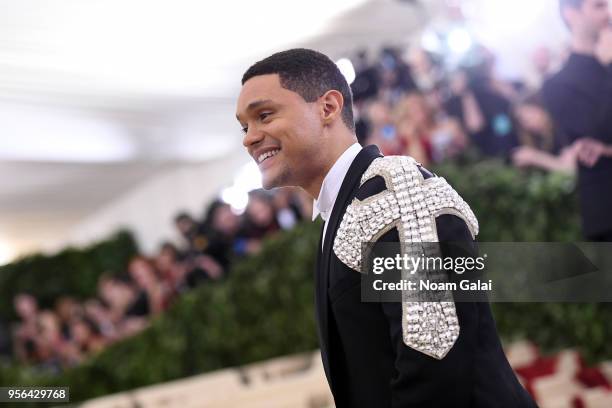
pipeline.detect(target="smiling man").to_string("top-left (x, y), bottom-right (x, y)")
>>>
top-left (236, 50), bottom-right (357, 199)
top-left (236, 48), bottom-right (536, 408)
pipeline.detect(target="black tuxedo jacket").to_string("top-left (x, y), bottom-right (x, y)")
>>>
top-left (314, 145), bottom-right (537, 407)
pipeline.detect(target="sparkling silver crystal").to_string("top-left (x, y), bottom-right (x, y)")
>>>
top-left (332, 155), bottom-right (479, 360)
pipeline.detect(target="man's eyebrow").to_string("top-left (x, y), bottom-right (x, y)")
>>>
top-left (236, 99), bottom-right (274, 122)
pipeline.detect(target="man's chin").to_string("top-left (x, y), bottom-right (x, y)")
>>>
top-left (261, 170), bottom-right (290, 190)
top-left (260, 173), bottom-right (279, 190)
top-left (261, 179), bottom-right (275, 190)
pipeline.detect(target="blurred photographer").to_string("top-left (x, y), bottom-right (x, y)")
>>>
top-left (543, 0), bottom-right (612, 241)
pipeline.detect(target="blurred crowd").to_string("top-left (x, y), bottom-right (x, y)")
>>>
top-left (351, 44), bottom-right (576, 173)
top-left (10, 188), bottom-right (311, 372)
top-left (349, 0), bottom-right (612, 242)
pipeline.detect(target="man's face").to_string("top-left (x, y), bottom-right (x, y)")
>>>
top-left (236, 74), bottom-right (324, 190)
top-left (176, 218), bottom-right (194, 237)
top-left (570, 0), bottom-right (610, 38)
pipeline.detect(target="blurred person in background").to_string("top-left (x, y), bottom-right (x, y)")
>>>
top-left (351, 49), bottom-right (380, 103)
top-left (445, 49), bottom-right (520, 158)
top-left (179, 201), bottom-right (233, 287)
top-left (512, 94), bottom-right (577, 173)
top-left (376, 47), bottom-right (417, 105)
top-left (272, 187), bottom-right (304, 230)
top-left (54, 296), bottom-right (82, 341)
top-left (294, 188), bottom-right (314, 219)
top-left (351, 49), bottom-right (378, 147)
top-left (173, 212), bottom-right (208, 256)
top-left (97, 274), bottom-right (134, 324)
top-left (155, 242), bottom-right (190, 297)
top-left (525, 46), bottom-right (556, 91)
top-left (34, 310), bottom-right (78, 370)
top-left (184, 254), bottom-right (225, 287)
top-left (69, 317), bottom-right (106, 361)
top-left (406, 46), bottom-right (444, 92)
top-left (83, 299), bottom-right (119, 342)
top-left (394, 91), bottom-right (466, 165)
top-left (201, 200), bottom-right (240, 271)
top-left (127, 256), bottom-right (168, 317)
top-left (236, 190), bottom-right (280, 256)
top-left (354, 113), bottom-right (371, 146)
top-left (543, 0), bottom-right (612, 241)
top-left (97, 274), bottom-right (149, 336)
top-left (12, 293), bottom-right (39, 364)
top-left (362, 100), bottom-right (403, 155)
top-left (244, 190), bottom-right (281, 238)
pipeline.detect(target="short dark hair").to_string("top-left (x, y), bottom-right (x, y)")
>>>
top-left (559, 0), bottom-right (584, 28)
top-left (174, 212), bottom-right (193, 224)
top-left (241, 48), bottom-right (355, 131)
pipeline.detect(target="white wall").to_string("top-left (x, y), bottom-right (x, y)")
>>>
top-left (48, 147), bottom-right (249, 255)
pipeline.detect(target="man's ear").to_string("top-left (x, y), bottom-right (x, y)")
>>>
top-left (319, 90), bottom-right (344, 126)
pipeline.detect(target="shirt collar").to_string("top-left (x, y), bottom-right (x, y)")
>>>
top-left (312, 143), bottom-right (362, 222)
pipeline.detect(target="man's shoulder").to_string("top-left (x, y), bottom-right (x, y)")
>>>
top-left (354, 156), bottom-right (435, 201)
top-left (543, 59), bottom-right (585, 95)
top-left (541, 66), bottom-right (578, 114)
top-left (542, 68), bottom-right (566, 92)
top-left (333, 155), bottom-right (479, 272)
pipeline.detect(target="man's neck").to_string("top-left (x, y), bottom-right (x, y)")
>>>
top-left (303, 137), bottom-right (357, 199)
top-left (571, 34), bottom-right (597, 56)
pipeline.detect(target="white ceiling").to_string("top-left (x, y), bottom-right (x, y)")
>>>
top-left (0, 0), bottom-right (430, 262)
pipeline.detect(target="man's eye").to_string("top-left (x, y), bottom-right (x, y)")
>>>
top-left (259, 112), bottom-right (272, 121)
top-left (241, 126), bottom-right (248, 134)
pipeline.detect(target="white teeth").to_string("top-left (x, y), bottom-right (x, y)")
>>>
top-left (257, 149), bottom-right (280, 163)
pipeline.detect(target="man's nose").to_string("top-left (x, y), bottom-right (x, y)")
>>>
top-left (242, 126), bottom-right (264, 148)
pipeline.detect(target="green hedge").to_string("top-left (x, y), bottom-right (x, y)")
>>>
top-left (0, 230), bottom-right (139, 320)
top-left (0, 222), bottom-right (321, 405)
top-left (2, 159), bottom-right (610, 407)
top-left (435, 157), bottom-right (582, 241)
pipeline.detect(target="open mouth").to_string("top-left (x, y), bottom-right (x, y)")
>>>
top-left (257, 149), bottom-right (280, 165)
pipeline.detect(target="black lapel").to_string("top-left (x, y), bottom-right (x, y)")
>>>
top-left (315, 144), bottom-right (383, 389)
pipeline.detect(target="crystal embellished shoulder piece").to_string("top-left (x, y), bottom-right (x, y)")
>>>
top-left (332, 155), bottom-right (479, 359)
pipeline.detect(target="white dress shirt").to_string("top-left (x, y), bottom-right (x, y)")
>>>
top-left (312, 143), bottom-right (362, 250)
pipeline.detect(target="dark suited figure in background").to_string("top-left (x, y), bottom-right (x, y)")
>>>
top-left (543, 0), bottom-right (612, 241)
top-left (236, 48), bottom-right (536, 407)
